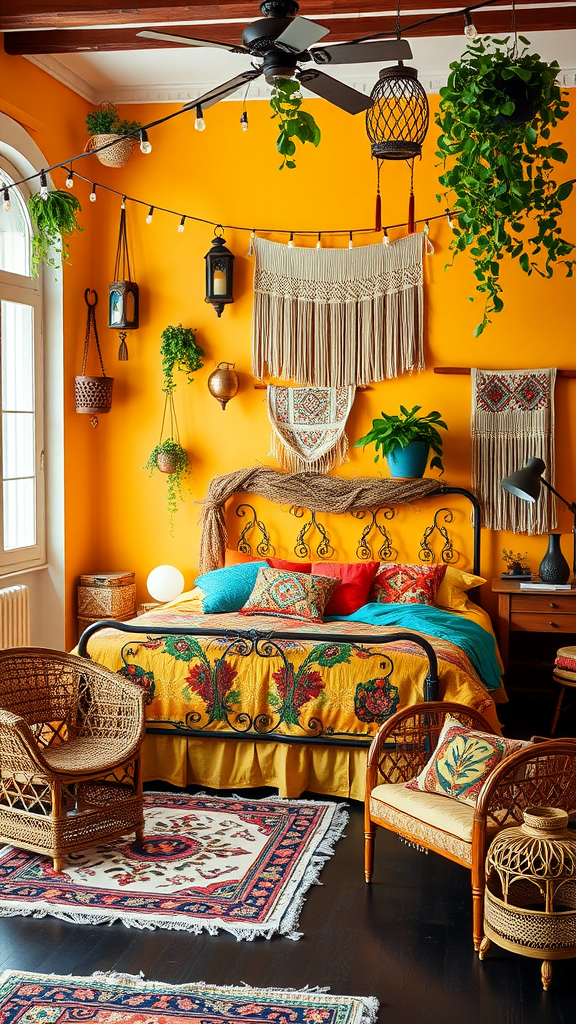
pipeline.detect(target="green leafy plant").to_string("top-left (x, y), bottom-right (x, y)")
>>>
top-left (160, 324), bottom-right (204, 393)
top-left (86, 101), bottom-right (142, 137)
top-left (436, 36), bottom-right (574, 336)
top-left (501, 548), bottom-right (530, 575)
top-left (144, 438), bottom-right (189, 528)
top-left (355, 405), bottom-right (448, 474)
top-left (28, 189), bottom-right (82, 276)
top-left (270, 78), bottom-right (321, 170)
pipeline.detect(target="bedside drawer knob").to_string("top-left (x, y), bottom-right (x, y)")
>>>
top-left (550, 621), bottom-right (558, 627)
top-left (549, 602), bottom-right (558, 608)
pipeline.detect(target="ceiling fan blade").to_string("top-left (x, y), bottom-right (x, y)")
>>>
top-left (297, 69), bottom-right (372, 115)
top-left (137, 29), bottom-right (248, 53)
top-left (311, 38), bottom-right (413, 65)
top-left (275, 16), bottom-right (329, 54)
top-left (182, 69), bottom-right (263, 112)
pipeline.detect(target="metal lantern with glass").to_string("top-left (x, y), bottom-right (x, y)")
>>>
top-left (205, 229), bottom-right (235, 317)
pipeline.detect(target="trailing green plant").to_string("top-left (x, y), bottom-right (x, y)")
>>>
top-left (144, 438), bottom-right (189, 528)
top-left (86, 101), bottom-right (142, 137)
top-left (28, 189), bottom-right (82, 276)
top-left (270, 78), bottom-right (321, 170)
top-left (436, 36), bottom-right (574, 337)
top-left (160, 324), bottom-right (204, 393)
top-left (355, 405), bottom-right (448, 474)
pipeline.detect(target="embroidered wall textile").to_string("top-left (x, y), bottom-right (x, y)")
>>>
top-left (252, 234), bottom-right (425, 387)
top-left (471, 367), bottom-right (557, 534)
top-left (267, 384), bottom-right (355, 474)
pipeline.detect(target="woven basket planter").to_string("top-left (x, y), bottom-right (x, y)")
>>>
top-left (157, 450), bottom-right (179, 474)
top-left (75, 375), bottom-right (114, 415)
top-left (86, 134), bottom-right (137, 168)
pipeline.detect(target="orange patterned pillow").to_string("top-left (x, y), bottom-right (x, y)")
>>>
top-left (240, 567), bottom-right (341, 623)
top-left (371, 563), bottom-right (446, 605)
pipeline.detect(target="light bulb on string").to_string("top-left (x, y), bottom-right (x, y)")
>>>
top-left (139, 129), bottom-right (152, 154)
top-left (65, 168), bottom-right (74, 188)
top-left (240, 110), bottom-right (248, 132)
top-left (463, 11), bottom-right (478, 40)
top-left (316, 232), bottom-right (322, 249)
top-left (348, 231), bottom-right (353, 250)
top-left (382, 228), bottom-right (390, 245)
top-left (287, 232), bottom-right (294, 248)
top-left (3, 188), bottom-right (10, 212)
top-left (39, 171), bottom-right (48, 200)
top-left (146, 206), bottom-right (154, 224)
top-left (178, 216), bottom-right (186, 233)
top-left (446, 209), bottom-right (455, 230)
top-left (90, 184), bottom-right (97, 202)
top-left (121, 196), bottom-right (126, 211)
top-left (247, 230), bottom-right (256, 256)
top-left (194, 104), bottom-right (205, 131)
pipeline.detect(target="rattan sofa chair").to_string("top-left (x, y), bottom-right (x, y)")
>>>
top-left (0, 647), bottom-right (146, 871)
top-left (364, 701), bottom-right (576, 950)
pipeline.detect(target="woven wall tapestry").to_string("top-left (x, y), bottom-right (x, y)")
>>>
top-left (252, 234), bottom-right (425, 387)
top-left (471, 367), bottom-right (557, 534)
top-left (267, 384), bottom-right (355, 474)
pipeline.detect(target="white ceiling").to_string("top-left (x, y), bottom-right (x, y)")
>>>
top-left (26, 30), bottom-right (576, 106)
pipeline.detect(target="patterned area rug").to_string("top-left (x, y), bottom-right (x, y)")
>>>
top-left (0, 971), bottom-right (379, 1024)
top-left (0, 792), bottom-right (347, 939)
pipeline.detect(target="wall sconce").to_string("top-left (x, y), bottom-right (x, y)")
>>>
top-left (205, 227), bottom-right (235, 317)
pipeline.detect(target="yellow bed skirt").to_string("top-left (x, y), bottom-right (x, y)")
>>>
top-left (142, 733), bottom-right (369, 802)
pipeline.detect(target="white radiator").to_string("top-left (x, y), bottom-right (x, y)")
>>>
top-left (0, 585), bottom-right (30, 648)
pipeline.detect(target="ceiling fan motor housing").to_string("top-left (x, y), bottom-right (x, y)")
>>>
top-left (260, 1), bottom-right (299, 17)
top-left (366, 64), bottom-right (430, 160)
top-left (242, 18), bottom-right (297, 55)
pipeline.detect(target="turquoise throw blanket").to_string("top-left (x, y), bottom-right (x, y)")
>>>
top-left (326, 603), bottom-right (502, 691)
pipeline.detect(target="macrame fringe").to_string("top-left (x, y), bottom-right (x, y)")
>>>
top-left (269, 430), bottom-right (349, 475)
top-left (252, 234), bottom-right (425, 387)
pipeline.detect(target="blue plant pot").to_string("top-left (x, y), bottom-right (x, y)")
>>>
top-left (386, 441), bottom-right (429, 479)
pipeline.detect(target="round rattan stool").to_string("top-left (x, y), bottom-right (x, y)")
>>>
top-left (551, 645), bottom-right (576, 735)
top-left (480, 806), bottom-right (576, 990)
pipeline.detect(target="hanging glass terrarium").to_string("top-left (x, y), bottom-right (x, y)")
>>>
top-left (109, 200), bottom-right (139, 358)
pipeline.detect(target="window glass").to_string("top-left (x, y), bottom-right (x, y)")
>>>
top-left (0, 169), bottom-right (30, 277)
top-left (1, 300), bottom-right (36, 550)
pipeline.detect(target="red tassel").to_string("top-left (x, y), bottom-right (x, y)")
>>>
top-left (408, 191), bottom-right (415, 234)
top-left (375, 191), bottom-right (382, 233)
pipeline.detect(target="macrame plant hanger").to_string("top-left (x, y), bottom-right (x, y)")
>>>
top-left (74, 289), bottom-right (114, 427)
top-left (109, 199), bottom-right (139, 361)
top-left (158, 390), bottom-right (181, 463)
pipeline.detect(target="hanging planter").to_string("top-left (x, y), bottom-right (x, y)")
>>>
top-left (144, 392), bottom-right (189, 529)
top-left (28, 188), bottom-right (82, 277)
top-left (436, 36), bottom-right (574, 336)
top-left (160, 323), bottom-right (204, 391)
top-left (109, 200), bottom-right (139, 360)
top-left (75, 290), bottom-right (114, 422)
top-left (85, 102), bottom-right (141, 168)
top-left (270, 78), bottom-right (321, 170)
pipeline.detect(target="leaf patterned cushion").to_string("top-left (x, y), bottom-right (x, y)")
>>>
top-left (240, 567), bottom-right (341, 623)
top-left (371, 563), bottom-right (447, 605)
top-left (408, 716), bottom-right (529, 806)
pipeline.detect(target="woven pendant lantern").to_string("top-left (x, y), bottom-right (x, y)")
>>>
top-left (366, 62), bottom-right (429, 161)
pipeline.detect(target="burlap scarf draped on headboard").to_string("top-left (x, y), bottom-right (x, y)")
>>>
top-left (198, 468), bottom-right (445, 574)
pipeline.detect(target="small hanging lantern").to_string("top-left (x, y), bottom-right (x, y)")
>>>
top-left (109, 199), bottom-right (139, 358)
top-left (204, 226), bottom-right (234, 317)
top-left (366, 63), bottom-right (429, 161)
top-left (207, 362), bottom-right (239, 410)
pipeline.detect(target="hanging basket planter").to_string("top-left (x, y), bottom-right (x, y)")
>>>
top-left (156, 448), bottom-right (181, 475)
top-left (85, 134), bottom-right (137, 168)
top-left (144, 391), bottom-right (189, 529)
top-left (75, 290), bottom-right (114, 418)
top-left (85, 102), bottom-right (142, 168)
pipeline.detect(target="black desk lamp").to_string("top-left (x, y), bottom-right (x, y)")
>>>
top-left (501, 457), bottom-right (576, 579)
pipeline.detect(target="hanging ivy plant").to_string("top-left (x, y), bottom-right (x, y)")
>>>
top-left (28, 189), bottom-right (82, 276)
top-left (436, 36), bottom-right (574, 336)
top-left (160, 323), bottom-right (204, 393)
top-left (144, 438), bottom-right (189, 529)
top-left (270, 78), bottom-right (321, 170)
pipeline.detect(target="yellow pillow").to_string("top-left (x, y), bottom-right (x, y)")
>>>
top-left (436, 566), bottom-right (486, 611)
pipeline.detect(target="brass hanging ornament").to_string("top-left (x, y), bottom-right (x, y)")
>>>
top-left (207, 362), bottom-right (239, 410)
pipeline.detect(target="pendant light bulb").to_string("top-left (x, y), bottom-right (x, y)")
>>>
top-left (65, 169), bottom-right (74, 188)
top-left (90, 184), bottom-right (97, 202)
top-left (240, 110), bottom-right (249, 132)
top-left (139, 129), bottom-right (152, 154)
top-left (39, 171), bottom-right (48, 200)
top-left (287, 232), bottom-right (294, 248)
top-left (194, 104), bottom-right (206, 131)
top-left (447, 210), bottom-right (455, 230)
top-left (348, 231), bottom-right (353, 250)
top-left (178, 216), bottom-right (185, 233)
top-left (316, 233), bottom-right (322, 249)
top-left (3, 188), bottom-right (10, 213)
top-left (146, 206), bottom-right (154, 224)
top-left (382, 229), bottom-right (390, 245)
top-left (463, 11), bottom-right (478, 40)
top-left (121, 196), bottom-right (126, 211)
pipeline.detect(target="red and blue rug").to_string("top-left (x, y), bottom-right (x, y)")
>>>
top-left (0, 792), bottom-right (348, 939)
top-left (0, 971), bottom-right (378, 1024)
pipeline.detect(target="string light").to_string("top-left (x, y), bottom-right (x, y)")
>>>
top-left (247, 229), bottom-right (256, 256)
top-left (178, 215), bottom-right (186, 233)
top-left (65, 168), bottom-right (74, 188)
top-left (287, 232), bottom-right (294, 248)
top-left (121, 195), bottom-right (127, 210)
top-left (3, 188), bottom-right (10, 212)
top-left (240, 111), bottom-right (249, 132)
top-left (89, 183), bottom-right (97, 202)
top-left (463, 10), bottom-right (478, 39)
top-left (146, 206), bottom-right (154, 224)
top-left (39, 171), bottom-right (48, 199)
top-left (194, 105), bottom-right (205, 132)
top-left (424, 219), bottom-right (435, 254)
top-left (348, 231), bottom-right (354, 250)
top-left (382, 228), bottom-right (390, 245)
top-left (139, 129), bottom-right (152, 154)
top-left (316, 232), bottom-right (322, 249)
top-left (446, 209), bottom-right (455, 230)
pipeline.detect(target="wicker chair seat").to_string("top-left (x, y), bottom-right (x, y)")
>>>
top-left (41, 736), bottom-right (133, 775)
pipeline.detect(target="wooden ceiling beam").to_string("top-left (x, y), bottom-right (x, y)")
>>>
top-left (5, 8), bottom-right (576, 54)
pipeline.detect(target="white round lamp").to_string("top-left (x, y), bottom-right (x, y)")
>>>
top-left (147, 565), bottom-right (185, 603)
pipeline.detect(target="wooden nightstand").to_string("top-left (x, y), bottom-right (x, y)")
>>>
top-left (492, 578), bottom-right (576, 673)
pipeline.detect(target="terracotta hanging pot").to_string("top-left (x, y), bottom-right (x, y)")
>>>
top-left (157, 450), bottom-right (180, 474)
top-left (207, 362), bottom-right (239, 410)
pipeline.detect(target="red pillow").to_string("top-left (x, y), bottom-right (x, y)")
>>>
top-left (371, 563), bottom-right (446, 605)
top-left (225, 550), bottom-right (261, 567)
top-left (312, 561), bottom-right (380, 616)
top-left (267, 557), bottom-right (312, 574)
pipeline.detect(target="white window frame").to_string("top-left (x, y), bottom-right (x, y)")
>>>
top-left (0, 156), bottom-right (45, 572)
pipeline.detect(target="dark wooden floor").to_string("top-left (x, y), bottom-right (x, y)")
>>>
top-left (0, 783), bottom-right (574, 1024)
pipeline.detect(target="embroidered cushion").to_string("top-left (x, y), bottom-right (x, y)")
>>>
top-left (312, 561), bottom-right (380, 616)
top-left (241, 567), bottom-right (340, 623)
top-left (436, 567), bottom-right (487, 612)
top-left (266, 557), bottom-right (312, 574)
top-left (371, 563), bottom-right (447, 605)
top-left (408, 716), bottom-right (529, 806)
top-left (195, 562), bottom-right (268, 613)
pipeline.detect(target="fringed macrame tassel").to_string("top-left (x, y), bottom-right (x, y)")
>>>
top-left (247, 230), bottom-right (256, 256)
top-left (375, 160), bottom-right (382, 232)
top-left (424, 220), bottom-right (435, 255)
top-left (269, 430), bottom-right (349, 475)
top-left (118, 331), bottom-right (129, 361)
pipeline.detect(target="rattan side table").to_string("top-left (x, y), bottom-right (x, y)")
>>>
top-left (480, 806), bottom-right (576, 990)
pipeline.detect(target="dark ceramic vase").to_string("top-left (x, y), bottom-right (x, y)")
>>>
top-left (539, 533), bottom-right (570, 584)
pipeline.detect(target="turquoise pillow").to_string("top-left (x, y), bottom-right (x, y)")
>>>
top-left (195, 562), bottom-right (269, 614)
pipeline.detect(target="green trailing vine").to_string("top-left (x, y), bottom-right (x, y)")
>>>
top-left (86, 101), bottom-right (142, 137)
top-left (28, 190), bottom-right (83, 277)
top-left (270, 78), bottom-right (321, 170)
top-left (144, 438), bottom-right (189, 530)
top-left (160, 324), bottom-right (204, 393)
top-left (436, 36), bottom-right (574, 336)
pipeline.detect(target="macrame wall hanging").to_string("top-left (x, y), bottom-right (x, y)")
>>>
top-left (471, 367), bottom-right (557, 534)
top-left (252, 234), bottom-right (425, 388)
top-left (267, 384), bottom-right (356, 474)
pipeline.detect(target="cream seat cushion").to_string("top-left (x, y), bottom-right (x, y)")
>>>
top-left (370, 782), bottom-right (476, 864)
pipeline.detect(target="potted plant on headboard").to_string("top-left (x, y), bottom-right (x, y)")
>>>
top-left (355, 405), bottom-right (447, 478)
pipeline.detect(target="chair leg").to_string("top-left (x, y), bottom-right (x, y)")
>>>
top-left (472, 884), bottom-right (484, 951)
top-left (364, 821), bottom-right (376, 883)
top-left (478, 936), bottom-right (490, 960)
top-left (53, 856), bottom-right (63, 873)
top-left (550, 683), bottom-right (565, 736)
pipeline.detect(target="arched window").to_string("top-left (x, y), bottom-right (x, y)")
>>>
top-left (0, 158), bottom-right (45, 571)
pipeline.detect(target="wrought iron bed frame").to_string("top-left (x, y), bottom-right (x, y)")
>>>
top-left (78, 486), bottom-right (481, 750)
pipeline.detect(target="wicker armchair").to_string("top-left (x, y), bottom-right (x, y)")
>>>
top-left (0, 648), bottom-right (145, 871)
top-left (364, 701), bottom-right (576, 950)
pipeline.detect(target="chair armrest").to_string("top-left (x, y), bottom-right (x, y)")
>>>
top-left (77, 669), bottom-right (146, 750)
top-left (0, 709), bottom-right (58, 777)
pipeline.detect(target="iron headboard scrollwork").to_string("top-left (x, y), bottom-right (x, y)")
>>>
top-left (290, 507), bottom-right (335, 560)
top-left (236, 503), bottom-right (275, 559)
top-left (351, 507), bottom-right (397, 562)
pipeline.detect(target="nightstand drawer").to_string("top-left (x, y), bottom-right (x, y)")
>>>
top-left (511, 594), bottom-right (576, 613)
top-left (510, 611), bottom-right (576, 632)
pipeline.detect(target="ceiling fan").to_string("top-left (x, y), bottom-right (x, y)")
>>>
top-left (138, 0), bottom-right (413, 117)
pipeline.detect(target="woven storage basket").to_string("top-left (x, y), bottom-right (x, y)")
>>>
top-left (75, 375), bottom-right (114, 414)
top-left (86, 133), bottom-right (137, 168)
top-left (78, 572), bottom-right (136, 618)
